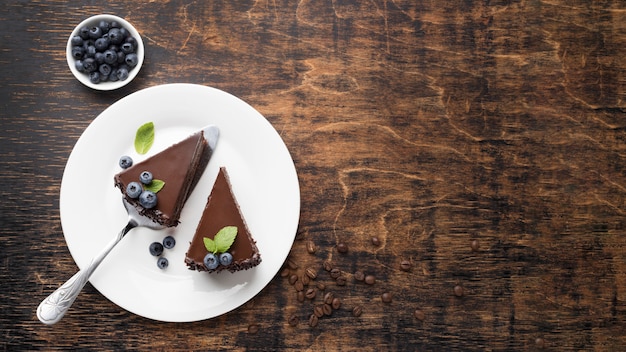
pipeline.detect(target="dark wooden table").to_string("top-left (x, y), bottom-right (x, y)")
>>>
top-left (2, 1), bottom-right (625, 350)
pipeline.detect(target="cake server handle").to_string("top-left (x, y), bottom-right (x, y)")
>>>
top-left (36, 220), bottom-right (137, 325)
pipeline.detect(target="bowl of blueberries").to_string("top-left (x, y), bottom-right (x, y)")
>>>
top-left (66, 14), bottom-right (144, 90)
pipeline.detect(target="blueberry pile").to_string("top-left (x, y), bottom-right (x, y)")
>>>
top-left (149, 236), bottom-right (176, 269)
top-left (119, 156), bottom-right (157, 209)
top-left (70, 20), bottom-right (140, 84)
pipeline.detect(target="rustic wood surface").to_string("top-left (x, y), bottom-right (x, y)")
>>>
top-left (1, 0), bottom-right (625, 350)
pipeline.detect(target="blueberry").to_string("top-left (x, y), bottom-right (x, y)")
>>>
top-left (99, 63), bottom-right (112, 76)
top-left (88, 71), bottom-right (100, 84)
top-left (219, 252), bottom-right (233, 266)
top-left (78, 26), bottom-right (90, 40)
top-left (121, 42), bottom-right (134, 54)
top-left (88, 26), bottom-right (102, 39)
top-left (103, 49), bottom-right (117, 65)
top-left (71, 46), bottom-right (84, 60)
top-left (98, 20), bottom-right (110, 33)
top-left (203, 253), bottom-right (219, 270)
top-left (75, 60), bottom-right (85, 72)
top-left (71, 35), bottom-right (83, 46)
top-left (125, 53), bottom-right (138, 67)
top-left (139, 190), bottom-right (157, 209)
top-left (149, 241), bottom-right (164, 256)
top-left (119, 155), bottom-right (133, 168)
top-left (94, 37), bottom-right (110, 51)
top-left (94, 52), bottom-right (105, 64)
top-left (157, 257), bottom-right (169, 269)
top-left (116, 51), bottom-right (126, 64)
top-left (125, 36), bottom-right (137, 46)
top-left (126, 181), bottom-right (142, 198)
top-left (82, 57), bottom-right (97, 72)
top-left (116, 66), bottom-right (129, 81)
top-left (139, 171), bottom-right (153, 184)
top-left (163, 236), bottom-right (176, 249)
top-left (108, 27), bottom-right (123, 44)
top-left (85, 45), bottom-right (96, 58)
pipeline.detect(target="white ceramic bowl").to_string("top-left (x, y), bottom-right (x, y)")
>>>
top-left (66, 14), bottom-right (144, 90)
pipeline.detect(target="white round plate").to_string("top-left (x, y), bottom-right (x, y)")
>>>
top-left (60, 83), bottom-right (300, 322)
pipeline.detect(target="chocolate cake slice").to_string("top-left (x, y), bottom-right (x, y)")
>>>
top-left (114, 126), bottom-right (218, 227)
top-left (185, 167), bottom-right (261, 273)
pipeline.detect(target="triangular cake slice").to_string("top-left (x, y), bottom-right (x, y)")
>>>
top-left (114, 127), bottom-right (217, 227)
top-left (185, 167), bottom-right (261, 273)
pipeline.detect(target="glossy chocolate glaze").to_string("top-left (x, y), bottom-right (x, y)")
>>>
top-left (114, 131), bottom-right (209, 227)
top-left (185, 167), bottom-right (261, 273)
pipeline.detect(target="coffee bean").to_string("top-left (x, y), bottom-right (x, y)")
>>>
top-left (288, 314), bottom-right (299, 327)
top-left (354, 270), bottom-right (365, 281)
top-left (336, 276), bottom-right (347, 286)
top-left (454, 285), bottom-right (464, 297)
top-left (280, 268), bottom-right (290, 277)
top-left (305, 288), bottom-right (316, 300)
top-left (309, 314), bottom-right (319, 327)
top-left (306, 240), bottom-right (317, 254)
top-left (297, 290), bottom-right (305, 302)
top-left (305, 267), bottom-right (318, 280)
top-left (535, 337), bottom-right (546, 348)
top-left (313, 305), bottom-right (324, 318)
top-left (330, 268), bottom-right (341, 279)
top-left (247, 324), bottom-right (259, 334)
top-left (400, 259), bottom-right (412, 272)
top-left (413, 309), bottom-right (425, 320)
top-left (381, 292), bottom-right (393, 303)
top-left (471, 239), bottom-right (480, 252)
top-left (301, 273), bottom-right (310, 285)
top-left (364, 275), bottom-right (376, 285)
top-left (295, 279), bottom-right (304, 292)
top-left (371, 236), bottom-right (380, 246)
top-left (336, 242), bottom-right (348, 253)
top-left (332, 297), bottom-right (341, 310)
top-left (323, 303), bottom-right (332, 316)
top-left (287, 258), bottom-right (299, 270)
top-left (288, 274), bottom-right (298, 285)
top-left (323, 260), bottom-right (333, 272)
top-left (323, 292), bottom-right (334, 305)
top-left (352, 306), bottom-right (363, 317)
top-left (316, 282), bottom-right (326, 291)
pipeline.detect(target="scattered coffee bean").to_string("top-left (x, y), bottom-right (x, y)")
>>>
top-left (352, 306), bottom-right (363, 317)
top-left (364, 275), bottom-right (376, 285)
top-left (301, 273), bottom-right (310, 285)
top-left (332, 297), bottom-right (341, 310)
top-left (354, 270), bottom-right (365, 281)
top-left (247, 324), bottom-right (259, 334)
top-left (306, 240), bottom-right (317, 254)
top-left (371, 236), bottom-right (380, 246)
top-left (454, 285), bottom-right (464, 297)
top-left (323, 260), bottom-right (333, 272)
top-left (316, 282), bottom-right (326, 291)
top-left (280, 268), bottom-right (290, 277)
top-left (535, 337), bottom-right (546, 348)
top-left (288, 314), bottom-right (299, 327)
top-left (381, 292), bottom-right (393, 303)
top-left (413, 309), bottom-right (425, 320)
top-left (336, 276), bottom-right (347, 286)
top-left (330, 268), bottom-right (341, 279)
top-left (323, 292), bottom-right (335, 305)
top-left (323, 303), bottom-right (332, 316)
top-left (313, 305), bottom-right (324, 318)
top-left (297, 290), bottom-right (305, 302)
top-left (471, 239), bottom-right (480, 252)
top-left (305, 267), bottom-right (318, 280)
top-left (287, 258), bottom-right (299, 270)
top-left (288, 274), bottom-right (298, 285)
top-left (295, 279), bottom-right (304, 292)
top-left (336, 242), bottom-right (349, 253)
top-left (400, 259), bottom-right (412, 272)
top-left (305, 288), bottom-right (317, 300)
top-left (309, 314), bottom-right (319, 327)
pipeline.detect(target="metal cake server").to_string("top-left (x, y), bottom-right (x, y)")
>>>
top-left (37, 125), bottom-right (219, 325)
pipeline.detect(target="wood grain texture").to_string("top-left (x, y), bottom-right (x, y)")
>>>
top-left (1, 0), bottom-right (625, 350)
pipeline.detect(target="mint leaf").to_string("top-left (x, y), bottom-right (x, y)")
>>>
top-left (134, 122), bottom-right (154, 154)
top-left (203, 237), bottom-right (217, 254)
top-left (214, 226), bottom-right (238, 253)
top-left (144, 179), bottom-right (165, 193)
